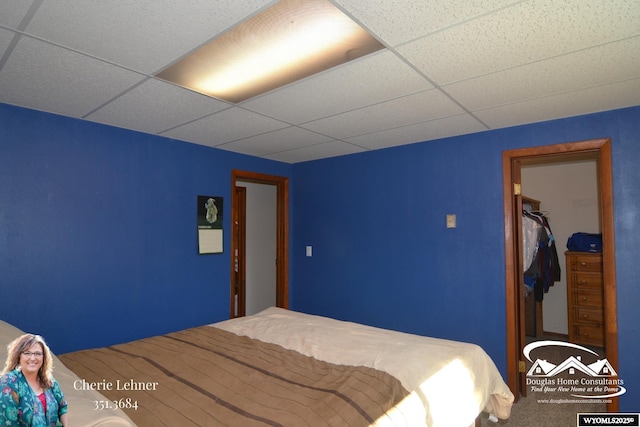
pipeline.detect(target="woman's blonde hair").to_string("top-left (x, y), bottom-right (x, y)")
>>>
top-left (2, 334), bottom-right (54, 389)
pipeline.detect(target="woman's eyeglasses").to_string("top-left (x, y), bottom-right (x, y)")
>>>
top-left (22, 351), bottom-right (44, 358)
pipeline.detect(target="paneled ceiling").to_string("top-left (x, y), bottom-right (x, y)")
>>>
top-left (1, 1), bottom-right (638, 163)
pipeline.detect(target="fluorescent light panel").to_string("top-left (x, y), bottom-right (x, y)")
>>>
top-left (156, 0), bottom-right (384, 103)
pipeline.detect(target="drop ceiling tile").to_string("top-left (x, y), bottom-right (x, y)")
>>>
top-left (262, 140), bottom-right (366, 164)
top-left (0, 28), bottom-right (15, 56)
top-left (162, 107), bottom-right (289, 148)
top-left (24, 0), bottom-right (272, 74)
top-left (86, 79), bottom-right (229, 134)
top-left (241, 50), bottom-right (432, 124)
top-left (301, 88), bottom-right (465, 139)
top-left (445, 37), bottom-right (640, 111)
top-left (218, 126), bottom-right (332, 157)
top-left (398, 0), bottom-right (640, 85)
top-left (0, 1), bottom-right (33, 29)
top-left (345, 113), bottom-right (487, 150)
top-left (475, 78), bottom-right (640, 130)
top-left (0, 37), bottom-right (145, 118)
top-left (334, 0), bottom-right (520, 47)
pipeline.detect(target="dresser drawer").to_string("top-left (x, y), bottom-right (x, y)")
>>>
top-left (574, 324), bottom-right (604, 347)
top-left (574, 306), bottom-right (604, 325)
top-left (568, 253), bottom-right (603, 272)
top-left (572, 272), bottom-right (603, 289)
top-left (573, 289), bottom-right (603, 307)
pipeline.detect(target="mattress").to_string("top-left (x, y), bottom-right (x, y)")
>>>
top-left (215, 307), bottom-right (514, 426)
top-left (3, 307), bottom-right (513, 426)
top-left (60, 307), bottom-right (512, 426)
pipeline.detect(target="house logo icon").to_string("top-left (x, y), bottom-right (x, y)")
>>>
top-left (527, 354), bottom-right (617, 377)
top-left (523, 340), bottom-right (626, 399)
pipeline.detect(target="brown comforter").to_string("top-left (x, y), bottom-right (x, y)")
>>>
top-left (59, 325), bottom-right (409, 426)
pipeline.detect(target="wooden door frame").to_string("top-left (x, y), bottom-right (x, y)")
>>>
top-left (502, 138), bottom-right (618, 411)
top-left (230, 170), bottom-right (289, 318)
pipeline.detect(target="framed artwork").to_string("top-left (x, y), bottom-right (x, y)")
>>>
top-left (197, 195), bottom-right (223, 254)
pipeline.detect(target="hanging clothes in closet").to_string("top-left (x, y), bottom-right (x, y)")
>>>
top-left (522, 210), bottom-right (561, 301)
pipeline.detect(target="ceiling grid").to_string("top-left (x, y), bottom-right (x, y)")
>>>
top-left (0, 0), bottom-right (637, 163)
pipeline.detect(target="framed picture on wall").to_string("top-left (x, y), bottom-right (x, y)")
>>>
top-left (197, 195), bottom-right (223, 254)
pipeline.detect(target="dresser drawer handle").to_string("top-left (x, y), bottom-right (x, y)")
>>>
top-left (580, 262), bottom-right (587, 266)
top-left (582, 296), bottom-right (589, 301)
top-left (582, 314), bottom-right (589, 318)
top-left (580, 280), bottom-right (588, 284)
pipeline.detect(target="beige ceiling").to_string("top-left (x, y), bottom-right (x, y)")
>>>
top-left (1, 1), bottom-right (638, 164)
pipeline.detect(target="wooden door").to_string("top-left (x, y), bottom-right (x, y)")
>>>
top-left (232, 186), bottom-right (246, 318)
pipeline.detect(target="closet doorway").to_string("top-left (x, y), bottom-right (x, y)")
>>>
top-left (521, 157), bottom-right (599, 341)
top-left (230, 170), bottom-right (289, 318)
top-left (502, 138), bottom-right (618, 411)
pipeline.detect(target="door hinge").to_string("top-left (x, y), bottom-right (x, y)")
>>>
top-left (519, 360), bottom-right (526, 373)
top-left (514, 183), bottom-right (522, 196)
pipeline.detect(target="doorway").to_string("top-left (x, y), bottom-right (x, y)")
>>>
top-left (230, 170), bottom-right (289, 318)
top-left (502, 138), bottom-right (618, 411)
top-left (521, 157), bottom-right (599, 341)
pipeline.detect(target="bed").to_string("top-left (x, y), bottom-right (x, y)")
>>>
top-left (4, 307), bottom-right (513, 426)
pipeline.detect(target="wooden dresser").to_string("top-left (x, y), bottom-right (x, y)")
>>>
top-left (566, 251), bottom-right (604, 347)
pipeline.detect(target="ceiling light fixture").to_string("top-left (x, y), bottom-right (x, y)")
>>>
top-left (156, 0), bottom-right (384, 103)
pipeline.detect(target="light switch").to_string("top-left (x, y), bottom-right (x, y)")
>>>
top-left (306, 246), bottom-right (313, 257)
top-left (446, 214), bottom-right (456, 228)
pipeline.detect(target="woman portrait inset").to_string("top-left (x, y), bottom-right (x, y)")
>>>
top-left (0, 334), bottom-right (68, 426)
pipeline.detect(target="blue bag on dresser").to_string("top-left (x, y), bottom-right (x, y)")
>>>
top-left (566, 232), bottom-right (602, 252)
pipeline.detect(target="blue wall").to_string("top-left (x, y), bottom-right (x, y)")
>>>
top-left (0, 103), bottom-right (292, 353)
top-left (2, 102), bottom-right (639, 411)
top-left (292, 106), bottom-right (640, 411)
